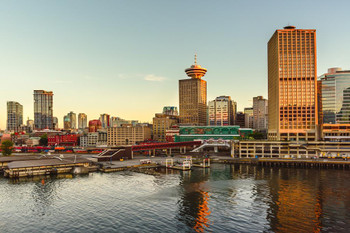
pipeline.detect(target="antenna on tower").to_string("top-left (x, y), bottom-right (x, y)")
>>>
top-left (194, 53), bottom-right (197, 65)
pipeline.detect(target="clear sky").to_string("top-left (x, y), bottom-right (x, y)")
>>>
top-left (1, 0), bottom-right (350, 129)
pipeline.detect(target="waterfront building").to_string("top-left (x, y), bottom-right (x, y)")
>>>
top-left (179, 55), bottom-right (207, 126)
top-left (163, 106), bottom-right (179, 116)
top-left (318, 68), bottom-right (350, 140)
top-left (208, 96), bottom-right (236, 126)
top-left (48, 134), bottom-right (80, 147)
top-left (153, 112), bottom-right (179, 142)
top-left (89, 120), bottom-right (102, 132)
top-left (174, 126), bottom-right (253, 142)
top-left (268, 26), bottom-right (317, 141)
top-left (236, 112), bottom-right (246, 128)
top-left (82, 132), bottom-right (106, 147)
top-left (244, 107), bottom-right (254, 129)
top-left (34, 90), bottom-right (54, 130)
top-left (7, 101), bottom-right (23, 132)
top-left (253, 96), bottom-right (268, 131)
top-left (78, 113), bottom-right (88, 129)
top-left (165, 126), bottom-right (180, 142)
top-left (100, 114), bottom-right (110, 129)
top-left (107, 125), bottom-right (152, 146)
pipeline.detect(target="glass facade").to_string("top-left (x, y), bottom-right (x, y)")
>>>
top-left (34, 90), bottom-right (53, 130)
top-left (319, 70), bottom-right (350, 124)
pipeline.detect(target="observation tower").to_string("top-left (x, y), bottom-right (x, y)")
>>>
top-left (185, 54), bottom-right (207, 79)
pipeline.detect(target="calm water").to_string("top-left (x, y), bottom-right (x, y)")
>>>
top-left (1, 164), bottom-right (350, 233)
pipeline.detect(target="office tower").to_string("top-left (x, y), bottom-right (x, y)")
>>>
top-left (34, 90), bottom-right (53, 130)
top-left (268, 26), bottom-right (317, 141)
top-left (163, 106), bottom-right (179, 116)
top-left (99, 114), bottom-right (110, 129)
top-left (179, 55), bottom-right (207, 126)
top-left (253, 96), bottom-right (268, 131)
top-left (208, 96), bottom-right (236, 126)
top-left (7, 101), bottom-right (23, 132)
top-left (153, 110), bottom-right (179, 142)
top-left (318, 68), bottom-right (350, 140)
top-left (244, 107), bottom-right (254, 128)
top-left (53, 117), bottom-right (58, 130)
top-left (63, 111), bottom-right (76, 130)
top-left (78, 113), bottom-right (88, 129)
top-left (236, 112), bottom-right (246, 128)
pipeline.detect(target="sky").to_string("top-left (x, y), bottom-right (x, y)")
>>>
top-left (1, 0), bottom-right (350, 129)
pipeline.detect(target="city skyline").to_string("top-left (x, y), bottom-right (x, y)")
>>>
top-left (1, 1), bottom-right (350, 129)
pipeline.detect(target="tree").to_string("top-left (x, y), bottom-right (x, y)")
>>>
top-left (249, 131), bottom-right (266, 140)
top-left (1, 140), bottom-right (14, 156)
top-left (39, 134), bottom-right (48, 146)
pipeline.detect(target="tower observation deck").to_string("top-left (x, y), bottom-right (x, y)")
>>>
top-left (185, 54), bottom-right (207, 79)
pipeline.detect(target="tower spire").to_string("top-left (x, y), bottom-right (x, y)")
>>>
top-left (194, 53), bottom-right (197, 65)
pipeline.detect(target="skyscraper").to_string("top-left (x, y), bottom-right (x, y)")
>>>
top-left (34, 90), bottom-right (53, 130)
top-left (99, 114), bottom-right (110, 129)
top-left (63, 111), bottom-right (76, 130)
top-left (244, 107), bottom-right (254, 129)
top-left (208, 96), bottom-right (236, 126)
top-left (318, 68), bottom-right (350, 141)
top-left (253, 96), bottom-right (268, 131)
top-left (78, 113), bottom-right (88, 129)
top-left (268, 26), bottom-right (317, 141)
top-left (179, 55), bottom-right (207, 126)
top-left (7, 101), bottom-right (23, 132)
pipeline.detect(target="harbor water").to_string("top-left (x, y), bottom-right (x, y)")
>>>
top-left (0, 164), bottom-right (350, 232)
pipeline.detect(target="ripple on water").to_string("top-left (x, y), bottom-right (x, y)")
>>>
top-left (0, 165), bottom-right (350, 233)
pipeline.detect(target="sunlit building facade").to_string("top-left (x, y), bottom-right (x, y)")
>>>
top-left (268, 26), bottom-right (318, 141)
top-left (153, 113), bottom-right (179, 142)
top-left (78, 113), bottom-right (88, 129)
top-left (319, 68), bottom-right (350, 141)
top-left (208, 96), bottom-right (236, 126)
top-left (34, 90), bottom-right (54, 130)
top-left (179, 56), bottom-right (207, 126)
top-left (253, 96), bottom-right (268, 131)
top-left (63, 111), bottom-right (76, 130)
top-left (7, 101), bottom-right (23, 132)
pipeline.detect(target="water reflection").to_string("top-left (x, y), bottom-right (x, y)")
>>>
top-left (177, 169), bottom-right (211, 232)
top-left (0, 164), bottom-right (349, 232)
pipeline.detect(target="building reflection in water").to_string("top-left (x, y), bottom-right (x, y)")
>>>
top-left (176, 169), bottom-right (211, 232)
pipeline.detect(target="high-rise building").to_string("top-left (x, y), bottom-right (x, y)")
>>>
top-left (318, 68), bottom-right (350, 141)
top-left (63, 111), bottom-right (76, 130)
top-left (53, 117), bottom-right (58, 130)
top-left (7, 101), bottom-right (23, 132)
top-left (179, 55), bottom-right (207, 126)
top-left (100, 114), bottom-right (110, 129)
top-left (34, 90), bottom-right (53, 130)
top-left (162, 106), bottom-right (178, 116)
top-left (268, 26), bottom-right (317, 141)
top-left (253, 96), bottom-right (268, 131)
top-left (78, 113), bottom-right (88, 129)
top-left (208, 96), bottom-right (236, 126)
top-left (236, 112), bottom-right (246, 128)
top-left (153, 112), bottom-right (179, 142)
top-left (244, 107), bottom-right (254, 129)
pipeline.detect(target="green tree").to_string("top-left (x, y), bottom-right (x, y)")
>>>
top-left (249, 131), bottom-right (266, 140)
top-left (39, 134), bottom-right (48, 146)
top-left (1, 140), bottom-right (14, 156)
